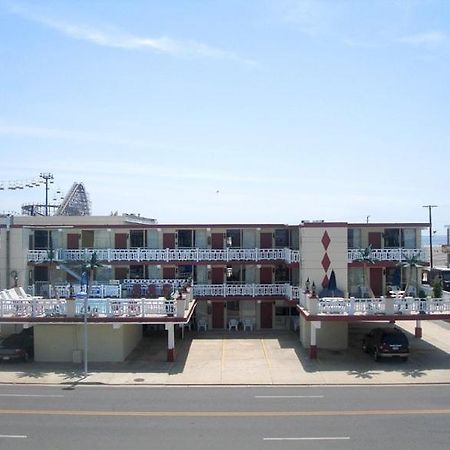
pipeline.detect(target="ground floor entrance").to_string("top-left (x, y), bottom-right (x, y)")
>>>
top-left (195, 299), bottom-right (298, 331)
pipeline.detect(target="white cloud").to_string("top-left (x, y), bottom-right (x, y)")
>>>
top-left (5, 2), bottom-right (255, 64)
top-left (276, 0), bottom-right (339, 36)
top-left (398, 31), bottom-right (447, 45)
top-left (0, 123), bottom-right (150, 147)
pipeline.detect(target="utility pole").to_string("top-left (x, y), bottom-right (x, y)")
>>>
top-left (39, 173), bottom-right (54, 216)
top-left (422, 205), bottom-right (438, 269)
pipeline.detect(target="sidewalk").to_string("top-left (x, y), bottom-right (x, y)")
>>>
top-left (1, 322), bottom-right (450, 386)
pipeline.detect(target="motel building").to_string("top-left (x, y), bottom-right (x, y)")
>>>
top-left (1, 213), bottom-right (449, 363)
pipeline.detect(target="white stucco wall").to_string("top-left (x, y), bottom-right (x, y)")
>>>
top-left (298, 317), bottom-right (348, 350)
top-left (300, 224), bottom-right (348, 296)
top-left (34, 324), bottom-right (143, 362)
top-left (317, 322), bottom-right (348, 349)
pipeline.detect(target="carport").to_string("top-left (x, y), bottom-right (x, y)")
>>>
top-left (297, 303), bottom-right (450, 359)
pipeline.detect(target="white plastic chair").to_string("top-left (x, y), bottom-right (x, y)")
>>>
top-left (243, 319), bottom-right (253, 331)
top-left (228, 319), bottom-right (239, 331)
top-left (197, 318), bottom-right (208, 331)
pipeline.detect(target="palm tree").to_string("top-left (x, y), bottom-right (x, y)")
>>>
top-left (82, 252), bottom-right (103, 294)
top-left (42, 235), bottom-right (56, 298)
top-left (399, 253), bottom-right (426, 298)
top-left (354, 245), bottom-right (378, 298)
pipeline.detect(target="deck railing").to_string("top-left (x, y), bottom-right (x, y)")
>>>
top-left (193, 283), bottom-right (297, 299)
top-left (1, 287), bottom-right (194, 319)
top-left (28, 281), bottom-right (301, 301)
top-left (300, 295), bottom-right (450, 316)
top-left (348, 248), bottom-right (425, 262)
top-left (27, 247), bottom-right (300, 264)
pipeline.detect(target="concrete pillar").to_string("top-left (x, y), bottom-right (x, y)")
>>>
top-left (66, 299), bottom-right (76, 317)
top-left (415, 319), bottom-right (422, 339)
top-left (309, 321), bottom-right (320, 359)
top-left (384, 297), bottom-right (394, 315)
top-left (166, 323), bottom-right (175, 362)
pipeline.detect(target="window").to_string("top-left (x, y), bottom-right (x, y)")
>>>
top-left (34, 266), bottom-right (48, 282)
top-left (177, 229), bottom-right (193, 247)
top-left (385, 267), bottom-right (401, 289)
top-left (348, 267), bottom-right (364, 296)
top-left (130, 230), bottom-right (145, 248)
top-left (275, 266), bottom-right (290, 283)
top-left (348, 229), bottom-right (361, 248)
top-left (34, 230), bottom-right (49, 250)
top-left (226, 229), bottom-right (241, 247)
top-left (129, 265), bottom-right (144, 279)
top-left (275, 306), bottom-right (298, 316)
top-left (384, 229), bottom-right (400, 247)
top-left (274, 229), bottom-right (289, 247)
top-left (402, 229), bottom-right (416, 249)
top-left (178, 265), bottom-right (193, 279)
top-left (226, 266), bottom-right (243, 283)
top-left (384, 228), bottom-right (416, 248)
top-left (227, 300), bottom-right (240, 312)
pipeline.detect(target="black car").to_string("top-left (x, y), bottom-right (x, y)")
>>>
top-left (362, 327), bottom-right (409, 362)
top-left (0, 328), bottom-right (34, 362)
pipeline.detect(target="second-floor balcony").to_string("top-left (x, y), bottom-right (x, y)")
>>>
top-left (27, 247), bottom-right (300, 264)
top-left (193, 283), bottom-right (300, 300)
top-left (348, 248), bottom-right (425, 263)
top-left (28, 280), bottom-right (301, 302)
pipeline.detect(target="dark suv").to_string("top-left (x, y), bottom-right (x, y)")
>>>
top-left (0, 328), bottom-right (34, 362)
top-left (362, 327), bottom-right (409, 362)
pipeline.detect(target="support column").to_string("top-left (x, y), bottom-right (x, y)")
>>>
top-left (166, 323), bottom-right (175, 362)
top-left (415, 319), bottom-right (422, 339)
top-left (309, 321), bottom-right (320, 359)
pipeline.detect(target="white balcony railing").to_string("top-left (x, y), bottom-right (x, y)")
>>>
top-left (27, 247), bottom-right (300, 264)
top-left (1, 286), bottom-right (194, 319)
top-left (193, 283), bottom-right (298, 300)
top-left (28, 281), bottom-right (300, 301)
top-left (348, 248), bottom-right (425, 262)
top-left (0, 298), bottom-right (180, 319)
top-left (299, 295), bottom-right (450, 316)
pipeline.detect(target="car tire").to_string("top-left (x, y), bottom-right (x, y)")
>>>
top-left (373, 349), bottom-right (379, 362)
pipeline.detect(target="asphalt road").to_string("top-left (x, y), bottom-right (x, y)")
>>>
top-left (0, 384), bottom-right (449, 450)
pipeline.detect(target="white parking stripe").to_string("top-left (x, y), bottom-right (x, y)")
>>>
top-left (255, 395), bottom-right (324, 398)
top-left (0, 394), bottom-right (64, 398)
top-left (0, 434), bottom-right (28, 439)
top-left (264, 437), bottom-right (350, 441)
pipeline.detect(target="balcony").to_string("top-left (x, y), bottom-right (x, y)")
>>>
top-left (27, 247), bottom-right (300, 264)
top-left (1, 287), bottom-right (195, 321)
top-left (28, 281), bottom-right (300, 302)
top-left (348, 248), bottom-right (425, 263)
top-left (298, 290), bottom-right (450, 317)
top-left (194, 283), bottom-right (300, 301)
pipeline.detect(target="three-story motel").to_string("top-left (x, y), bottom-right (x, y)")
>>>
top-left (2, 213), bottom-right (446, 362)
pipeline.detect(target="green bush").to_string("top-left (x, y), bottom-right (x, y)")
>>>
top-left (418, 289), bottom-right (427, 299)
top-left (432, 279), bottom-right (443, 298)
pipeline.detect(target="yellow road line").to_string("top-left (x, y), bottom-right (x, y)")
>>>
top-left (1, 409), bottom-right (450, 418)
top-left (261, 338), bottom-right (271, 369)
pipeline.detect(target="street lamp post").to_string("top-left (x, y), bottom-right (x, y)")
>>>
top-left (80, 270), bottom-right (89, 376)
top-left (39, 173), bottom-right (54, 216)
top-left (423, 205), bottom-right (438, 269)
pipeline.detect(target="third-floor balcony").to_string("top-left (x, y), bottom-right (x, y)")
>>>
top-left (348, 248), bottom-right (425, 263)
top-left (27, 247), bottom-right (301, 264)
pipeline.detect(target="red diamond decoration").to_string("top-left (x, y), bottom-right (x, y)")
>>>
top-left (322, 274), bottom-right (329, 288)
top-left (321, 253), bottom-right (331, 272)
top-left (321, 231), bottom-right (331, 250)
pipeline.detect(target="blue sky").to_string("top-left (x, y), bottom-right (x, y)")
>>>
top-left (0, 0), bottom-right (449, 231)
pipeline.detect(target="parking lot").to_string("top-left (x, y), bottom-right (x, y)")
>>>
top-left (1, 320), bottom-right (450, 385)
